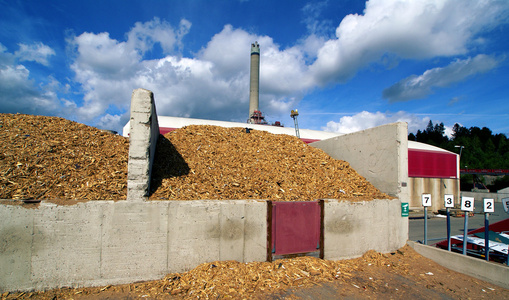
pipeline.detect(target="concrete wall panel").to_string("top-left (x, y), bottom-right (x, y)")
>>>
top-left (0, 204), bottom-right (33, 291)
top-left (324, 199), bottom-right (408, 260)
top-left (242, 201), bottom-right (269, 262)
top-left (30, 203), bottom-right (103, 290)
top-left (167, 201), bottom-right (222, 272)
top-left (100, 202), bottom-right (168, 281)
top-left (311, 122), bottom-right (409, 202)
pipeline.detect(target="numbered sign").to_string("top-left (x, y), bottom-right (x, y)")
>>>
top-left (503, 198), bottom-right (509, 214)
top-left (444, 194), bottom-right (454, 208)
top-left (483, 198), bottom-right (494, 213)
top-left (461, 196), bottom-right (474, 212)
top-left (422, 193), bottom-right (432, 207)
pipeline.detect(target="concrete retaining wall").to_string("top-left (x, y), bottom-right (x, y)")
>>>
top-left (0, 200), bottom-right (267, 292)
top-left (311, 122), bottom-right (409, 202)
top-left (324, 198), bottom-right (408, 260)
top-left (462, 191), bottom-right (508, 203)
top-left (0, 198), bottom-right (407, 292)
top-left (408, 241), bottom-right (509, 289)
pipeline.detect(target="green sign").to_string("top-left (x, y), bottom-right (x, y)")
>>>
top-left (401, 202), bottom-right (409, 217)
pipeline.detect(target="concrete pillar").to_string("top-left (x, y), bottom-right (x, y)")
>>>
top-left (127, 88), bottom-right (159, 201)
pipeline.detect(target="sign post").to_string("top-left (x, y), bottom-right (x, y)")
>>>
top-left (502, 198), bottom-right (509, 265)
top-left (483, 198), bottom-right (494, 261)
top-left (422, 193), bottom-right (431, 245)
top-left (444, 194), bottom-right (454, 251)
top-left (460, 196), bottom-right (474, 255)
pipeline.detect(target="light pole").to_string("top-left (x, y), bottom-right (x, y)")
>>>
top-left (453, 145), bottom-right (464, 252)
top-left (290, 109), bottom-right (300, 139)
top-left (455, 145), bottom-right (464, 157)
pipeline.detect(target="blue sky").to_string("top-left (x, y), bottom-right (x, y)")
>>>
top-left (1, 0), bottom-right (508, 136)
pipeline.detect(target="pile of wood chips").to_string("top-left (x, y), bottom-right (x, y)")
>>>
top-left (0, 114), bottom-right (389, 202)
top-left (0, 114), bottom-right (129, 201)
top-left (150, 125), bottom-right (389, 201)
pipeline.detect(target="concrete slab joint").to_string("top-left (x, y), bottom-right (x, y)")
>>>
top-left (127, 88), bottom-right (159, 201)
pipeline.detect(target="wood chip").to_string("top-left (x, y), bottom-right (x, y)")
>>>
top-left (150, 125), bottom-right (390, 201)
top-left (0, 114), bottom-right (390, 203)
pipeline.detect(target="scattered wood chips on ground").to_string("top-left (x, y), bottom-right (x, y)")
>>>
top-left (3, 245), bottom-right (508, 299)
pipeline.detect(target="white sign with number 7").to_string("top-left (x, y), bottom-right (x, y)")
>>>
top-left (461, 196), bottom-right (474, 212)
top-left (422, 193), bottom-right (431, 207)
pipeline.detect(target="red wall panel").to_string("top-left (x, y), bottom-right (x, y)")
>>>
top-left (408, 149), bottom-right (457, 178)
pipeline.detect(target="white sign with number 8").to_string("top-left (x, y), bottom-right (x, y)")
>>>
top-left (422, 193), bottom-right (432, 207)
top-left (444, 194), bottom-right (454, 208)
top-left (461, 196), bottom-right (474, 212)
top-left (484, 198), bottom-right (494, 213)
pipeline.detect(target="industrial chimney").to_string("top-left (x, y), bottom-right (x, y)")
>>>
top-left (248, 42), bottom-right (261, 124)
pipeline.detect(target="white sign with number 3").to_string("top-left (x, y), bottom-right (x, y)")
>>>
top-left (484, 198), bottom-right (494, 213)
top-left (461, 196), bottom-right (474, 212)
top-left (444, 194), bottom-right (454, 208)
top-left (422, 194), bottom-right (431, 207)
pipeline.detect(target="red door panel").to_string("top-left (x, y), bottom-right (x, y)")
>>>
top-left (272, 201), bottom-right (321, 255)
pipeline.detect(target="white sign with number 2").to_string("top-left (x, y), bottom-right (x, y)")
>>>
top-left (461, 196), bottom-right (474, 212)
top-left (484, 198), bottom-right (494, 213)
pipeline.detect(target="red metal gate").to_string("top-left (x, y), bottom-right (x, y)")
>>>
top-left (267, 200), bottom-right (324, 261)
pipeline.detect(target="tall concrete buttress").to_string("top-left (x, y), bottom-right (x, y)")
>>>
top-left (248, 42), bottom-right (260, 122)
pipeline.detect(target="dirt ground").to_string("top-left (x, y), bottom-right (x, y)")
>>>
top-left (2, 245), bottom-right (507, 299)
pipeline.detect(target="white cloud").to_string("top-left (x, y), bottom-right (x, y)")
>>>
top-left (323, 111), bottom-right (429, 134)
top-left (0, 43), bottom-right (62, 115)
top-left (309, 0), bottom-right (509, 85)
top-left (14, 42), bottom-right (55, 66)
top-left (383, 54), bottom-right (500, 102)
top-left (4, 0), bottom-right (506, 134)
top-left (68, 21), bottom-right (310, 130)
top-left (0, 64), bottom-right (61, 115)
top-left (301, 1), bottom-right (334, 37)
top-left (126, 18), bottom-right (191, 54)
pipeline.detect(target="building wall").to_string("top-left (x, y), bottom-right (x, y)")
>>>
top-left (408, 177), bottom-right (460, 211)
